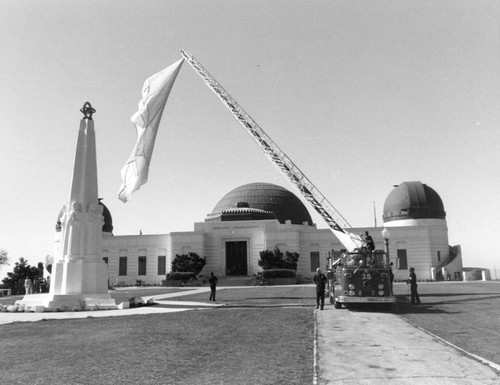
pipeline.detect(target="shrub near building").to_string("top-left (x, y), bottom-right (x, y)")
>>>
top-left (258, 247), bottom-right (299, 285)
top-left (164, 252), bottom-right (206, 286)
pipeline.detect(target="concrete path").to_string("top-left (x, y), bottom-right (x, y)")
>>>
top-left (315, 307), bottom-right (500, 384)
top-left (0, 287), bottom-right (220, 325)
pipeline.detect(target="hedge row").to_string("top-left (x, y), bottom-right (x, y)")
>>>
top-left (262, 269), bottom-right (296, 279)
top-left (166, 272), bottom-right (197, 281)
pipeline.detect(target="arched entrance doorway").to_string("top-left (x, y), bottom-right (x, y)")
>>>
top-left (225, 241), bottom-right (248, 276)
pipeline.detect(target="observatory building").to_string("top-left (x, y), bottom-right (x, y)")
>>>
top-left (55, 181), bottom-right (464, 285)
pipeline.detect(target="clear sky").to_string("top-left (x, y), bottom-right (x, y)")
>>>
top-left (1, 0), bottom-right (499, 279)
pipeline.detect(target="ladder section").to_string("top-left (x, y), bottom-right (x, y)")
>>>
top-left (180, 49), bottom-right (362, 252)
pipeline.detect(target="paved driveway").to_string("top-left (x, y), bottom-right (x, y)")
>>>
top-left (315, 307), bottom-right (500, 384)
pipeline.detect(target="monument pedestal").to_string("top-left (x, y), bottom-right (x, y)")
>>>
top-left (16, 292), bottom-right (131, 311)
top-left (51, 260), bottom-right (108, 295)
top-left (24, 260), bottom-right (120, 310)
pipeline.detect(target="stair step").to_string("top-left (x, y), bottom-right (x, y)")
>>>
top-left (216, 276), bottom-right (257, 287)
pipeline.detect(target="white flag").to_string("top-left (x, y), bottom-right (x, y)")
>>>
top-left (118, 58), bottom-right (184, 202)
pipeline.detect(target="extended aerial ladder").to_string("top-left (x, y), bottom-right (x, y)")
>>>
top-left (180, 50), bottom-right (363, 252)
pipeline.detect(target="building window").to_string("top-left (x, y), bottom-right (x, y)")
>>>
top-left (437, 251), bottom-right (441, 262)
top-left (119, 257), bottom-right (127, 276)
top-left (310, 252), bottom-right (320, 272)
top-left (158, 256), bottom-right (166, 275)
top-left (138, 256), bottom-right (147, 276)
top-left (396, 249), bottom-right (408, 270)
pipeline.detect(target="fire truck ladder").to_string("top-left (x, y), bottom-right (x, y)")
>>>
top-left (180, 49), bottom-right (363, 252)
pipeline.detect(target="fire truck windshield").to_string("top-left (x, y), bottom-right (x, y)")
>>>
top-left (341, 251), bottom-right (388, 268)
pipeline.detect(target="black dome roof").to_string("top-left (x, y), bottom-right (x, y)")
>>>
top-left (383, 181), bottom-right (446, 222)
top-left (209, 183), bottom-right (313, 225)
top-left (99, 200), bottom-right (113, 234)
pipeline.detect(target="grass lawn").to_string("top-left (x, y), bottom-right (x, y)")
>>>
top-left (167, 285), bottom-right (316, 307)
top-left (0, 306), bottom-right (314, 385)
top-left (1, 282), bottom-right (499, 383)
top-left (392, 281), bottom-right (500, 365)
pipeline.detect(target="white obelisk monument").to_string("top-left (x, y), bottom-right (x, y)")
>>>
top-left (18, 103), bottom-right (120, 310)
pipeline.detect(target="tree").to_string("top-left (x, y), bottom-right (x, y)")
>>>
top-left (171, 252), bottom-right (206, 275)
top-left (1, 257), bottom-right (44, 295)
top-left (258, 247), bottom-right (299, 271)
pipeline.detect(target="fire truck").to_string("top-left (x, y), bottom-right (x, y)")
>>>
top-left (180, 50), bottom-right (395, 309)
top-left (327, 249), bottom-right (395, 309)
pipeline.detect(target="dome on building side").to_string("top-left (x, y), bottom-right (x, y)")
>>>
top-left (383, 181), bottom-right (446, 222)
top-left (209, 183), bottom-right (313, 225)
top-left (99, 200), bottom-right (113, 234)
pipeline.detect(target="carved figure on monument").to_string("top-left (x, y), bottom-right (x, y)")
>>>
top-left (60, 201), bottom-right (83, 260)
top-left (85, 203), bottom-right (103, 256)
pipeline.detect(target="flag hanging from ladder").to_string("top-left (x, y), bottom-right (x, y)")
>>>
top-left (118, 58), bottom-right (184, 203)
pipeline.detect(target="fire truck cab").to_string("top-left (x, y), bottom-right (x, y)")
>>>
top-left (328, 250), bottom-right (395, 309)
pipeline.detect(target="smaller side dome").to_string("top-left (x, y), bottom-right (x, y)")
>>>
top-left (383, 181), bottom-right (446, 222)
top-left (99, 199), bottom-right (113, 234)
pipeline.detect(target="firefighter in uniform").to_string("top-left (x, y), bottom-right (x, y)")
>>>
top-left (314, 268), bottom-right (328, 310)
top-left (407, 267), bottom-right (421, 304)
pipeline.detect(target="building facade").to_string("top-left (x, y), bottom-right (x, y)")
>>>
top-left (54, 181), bottom-right (464, 285)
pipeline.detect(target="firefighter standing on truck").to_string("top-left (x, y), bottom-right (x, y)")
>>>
top-left (363, 231), bottom-right (375, 252)
top-left (314, 268), bottom-right (328, 310)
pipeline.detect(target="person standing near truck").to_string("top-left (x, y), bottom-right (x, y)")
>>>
top-left (407, 267), bottom-right (421, 304)
top-left (313, 268), bottom-right (327, 310)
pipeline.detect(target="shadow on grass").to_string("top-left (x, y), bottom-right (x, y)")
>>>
top-left (415, 292), bottom-right (500, 298)
top-left (392, 295), bottom-right (462, 315)
top-left (397, 293), bottom-right (500, 306)
top-left (423, 294), bottom-right (500, 304)
top-left (223, 304), bottom-right (313, 308)
top-left (245, 296), bottom-right (310, 300)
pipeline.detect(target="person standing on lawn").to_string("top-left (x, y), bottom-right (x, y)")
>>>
top-left (313, 268), bottom-right (327, 310)
top-left (208, 272), bottom-right (218, 302)
top-left (407, 267), bottom-right (421, 304)
top-left (24, 277), bottom-right (33, 295)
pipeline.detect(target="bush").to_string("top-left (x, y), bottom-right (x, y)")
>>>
top-left (258, 247), bottom-right (299, 271)
top-left (167, 272), bottom-right (197, 281)
top-left (262, 269), bottom-right (296, 279)
top-left (171, 252), bottom-right (206, 274)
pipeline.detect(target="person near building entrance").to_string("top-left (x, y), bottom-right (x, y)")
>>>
top-left (313, 268), bottom-right (327, 310)
top-left (407, 267), bottom-right (421, 304)
top-left (208, 272), bottom-right (218, 302)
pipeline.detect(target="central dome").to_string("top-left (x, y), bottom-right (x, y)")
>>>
top-left (209, 182), bottom-right (313, 225)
